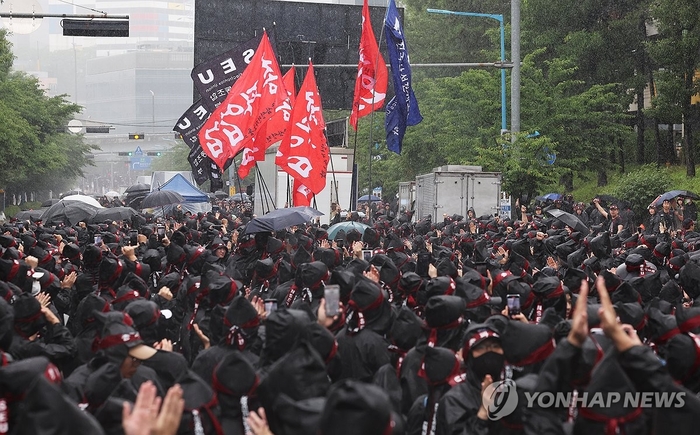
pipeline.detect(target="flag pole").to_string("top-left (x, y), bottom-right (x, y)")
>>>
top-left (327, 134), bottom-right (340, 209)
top-left (366, 0), bottom-right (389, 206)
top-left (350, 128), bottom-right (359, 211)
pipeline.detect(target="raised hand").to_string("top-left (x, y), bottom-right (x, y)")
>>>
top-left (567, 278), bottom-right (589, 347)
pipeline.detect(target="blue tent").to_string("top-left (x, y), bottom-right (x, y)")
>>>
top-left (159, 173), bottom-right (209, 203)
top-left (151, 173), bottom-right (211, 217)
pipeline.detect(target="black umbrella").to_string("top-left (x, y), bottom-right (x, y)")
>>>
top-left (214, 190), bottom-right (228, 199)
top-left (124, 183), bottom-right (150, 194)
top-left (140, 190), bottom-right (184, 209)
top-left (245, 206), bottom-right (324, 233)
top-left (546, 208), bottom-right (589, 235)
top-left (40, 200), bottom-right (100, 226)
top-left (14, 209), bottom-right (47, 222)
top-left (89, 207), bottom-right (141, 223)
top-left (125, 192), bottom-right (148, 209)
top-left (41, 199), bottom-right (60, 207)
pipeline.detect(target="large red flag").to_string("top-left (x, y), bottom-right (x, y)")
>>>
top-left (276, 61), bottom-right (329, 195)
top-left (238, 67), bottom-right (296, 179)
top-left (198, 31), bottom-right (286, 171)
top-left (349, 0), bottom-right (388, 130)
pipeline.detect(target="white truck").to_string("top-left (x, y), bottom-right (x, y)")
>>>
top-left (253, 146), bottom-right (355, 226)
top-left (414, 165), bottom-right (502, 221)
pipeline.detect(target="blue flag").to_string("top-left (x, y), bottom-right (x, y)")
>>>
top-left (384, 0), bottom-right (422, 154)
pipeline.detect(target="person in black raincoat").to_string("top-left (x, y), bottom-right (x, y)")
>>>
top-left (435, 320), bottom-right (505, 435)
top-left (8, 292), bottom-right (75, 372)
top-left (190, 294), bottom-right (261, 385)
top-left (336, 274), bottom-right (394, 382)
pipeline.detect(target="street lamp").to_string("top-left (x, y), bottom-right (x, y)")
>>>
top-left (149, 90), bottom-right (155, 133)
top-left (427, 9), bottom-right (507, 134)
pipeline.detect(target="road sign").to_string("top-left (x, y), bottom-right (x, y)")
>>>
top-left (134, 146), bottom-right (143, 155)
top-left (130, 156), bottom-right (152, 170)
top-left (67, 119), bottom-right (83, 134)
top-left (500, 198), bottom-right (512, 219)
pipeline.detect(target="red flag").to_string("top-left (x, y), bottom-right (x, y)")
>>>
top-left (238, 67), bottom-right (296, 179)
top-left (198, 31), bottom-right (286, 171)
top-left (292, 178), bottom-right (313, 206)
top-left (349, 0), bottom-right (388, 130)
top-left (275, 61), bottom-right (329, 194)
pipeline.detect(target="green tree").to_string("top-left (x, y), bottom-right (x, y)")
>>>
top-left (0, 29), bottom-right (94, 198)
top-left (476, 132), bottom-right (560, 203)
top-left (646, 0), bottom-right (700, 177)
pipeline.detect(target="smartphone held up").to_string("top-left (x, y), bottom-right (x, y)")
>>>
top-left (324, 284), bottom-right (340, 317)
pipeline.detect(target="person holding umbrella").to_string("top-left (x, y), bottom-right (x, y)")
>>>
top-left (658, 198), bottom-right (677, 233)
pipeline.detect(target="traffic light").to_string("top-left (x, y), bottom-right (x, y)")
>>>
top-left (147, 152), bottom-right (162, 156)
top-left (129, 133), bottom-right (145, 140)
top-left (118, 152), bottom-right (133, 156)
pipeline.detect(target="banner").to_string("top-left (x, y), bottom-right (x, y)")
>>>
top-left (174, 100), bottom-right (211, 150)
top-left (349, 0), bottom-right (388, 130)
top-left (238, 66), bottom-right (296, 179)
top-left (174, 101), bottom-right (223, 186)
top-left (276, 61), bottom-right (329, 195)
top-left (199, 31), bottom-right (287, 171)
top-left (191, 34), bottom-right (261, 111)
top-left (187, 145), bottom-right (211, 185)
top-left (384, 0), bottom-right (422, 154)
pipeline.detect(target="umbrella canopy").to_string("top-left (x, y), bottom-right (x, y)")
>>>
top-left (213, 190), bottom-right (228, 199)
top-left (59, 190), bottom-right (83, 199)
top-left (124, 183), bottom-right (151, 194)
top-left (40, 200), bottom-right (100, 226)
top-left (141, 190), bottom-right (185, 209)
top-left (327, 221), bottom-right (370, 240)
top-left (650, 190), bottom-right (700, 207)
top-left (125, 192), bottom-right (148, 209)
top-left (358, 195), bottom-right (382, 202)
top-left (89, 207), bottom-right (141, 223)
top-left (41, 199), bottom-right (60, 207)
top-left (546, 208), bottom-right (589, 235)
top-left (14, 209), bottom-right (47, 222)
top-left (542, 193), bottom-right (562, 201)
top-left (61, 194), bottom-right (103, 208)
top-left (231, 193), bottom-right (250, 202)
top-left (103, 190), bottom-right (121, 198)
top-left (245, 206), bottom-right (324, 234)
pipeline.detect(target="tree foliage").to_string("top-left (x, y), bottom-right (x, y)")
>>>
top-left (354, 0), bottom-right (700, 201)
top-left (608, 164), bottom-right (672, 221)
top-left (0, 29), bottom-right (94, 196)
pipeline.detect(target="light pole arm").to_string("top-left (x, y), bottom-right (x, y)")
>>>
top-left (426, 9), bottom-right (507, 133)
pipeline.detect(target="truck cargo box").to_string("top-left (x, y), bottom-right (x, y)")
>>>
top-left (414, 166), bottom-right (501, 221)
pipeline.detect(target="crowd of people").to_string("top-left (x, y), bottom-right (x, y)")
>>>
top-left (2, 191), bottom-right (700, 434)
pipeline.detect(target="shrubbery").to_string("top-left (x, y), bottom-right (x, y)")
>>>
top-left (609, 165), bottom-right (672, 224)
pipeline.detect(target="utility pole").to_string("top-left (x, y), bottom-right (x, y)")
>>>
top-left (511, 0), bottom-right (521, 141)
